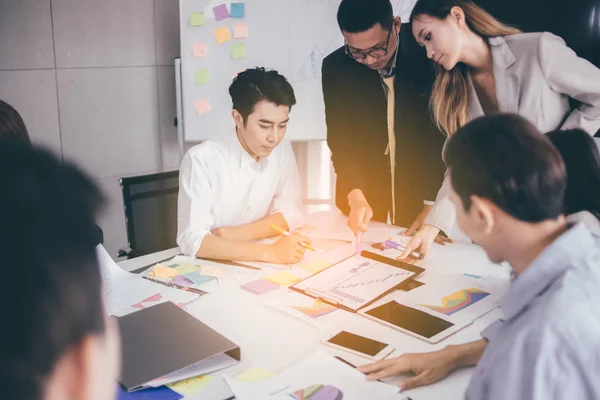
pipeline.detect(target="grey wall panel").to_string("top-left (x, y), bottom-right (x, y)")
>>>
top-left (0, 69), bottom-right (61, 154)
top-left (57, 67), bottom-right (161, 179)
top-left (154, 0), bottom-right (180, 66)
top-left (52, 0), bottom-right (156, 68)
top-left (94, 175), bottom-right (128, 261)
top-left (0, 0), bottom-right (55, 70)
top-left (157, 66), bottom-right (181, 170)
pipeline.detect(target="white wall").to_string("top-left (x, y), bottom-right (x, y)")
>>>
top-left (0, 0), bottom-right (333, 259)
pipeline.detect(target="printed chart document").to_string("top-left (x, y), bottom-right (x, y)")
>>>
top-left (223, 351), bottom-right (399, 400)
top-left (97, 246), bottom-right (199, 317)
top-left (292, 251), bottom-right (424, 312)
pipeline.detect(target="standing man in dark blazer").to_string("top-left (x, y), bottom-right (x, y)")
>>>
top-left (323, 0), bottom-right (446, 236)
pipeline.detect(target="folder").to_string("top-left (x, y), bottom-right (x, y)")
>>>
top-left (118, 301), bottom-right (240, 391)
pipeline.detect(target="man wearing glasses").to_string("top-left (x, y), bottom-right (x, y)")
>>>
top-left (323, 0), bottom-right (446, 241)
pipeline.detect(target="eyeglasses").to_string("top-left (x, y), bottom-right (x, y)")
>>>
top-left (345, 27), bottom-right (394, 61)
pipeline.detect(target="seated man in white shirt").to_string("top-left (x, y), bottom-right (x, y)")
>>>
top-left (177, 67), bottom-right (310, 264)
top-left (359, 114), bottom-right (600, 399)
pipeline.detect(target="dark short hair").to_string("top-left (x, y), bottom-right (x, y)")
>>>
top-left (0, 99), bottom-right (31, 146)
top-left (547, 129), bottom-right (600, 220)
top-left (228, 67), bottom-right (296, 123)
top-left (445, 114), bottom-right (566, 222)
top-left (0, 141), bottom-right (105, 399)
top-left (337, 0), bottom-right (394, 33)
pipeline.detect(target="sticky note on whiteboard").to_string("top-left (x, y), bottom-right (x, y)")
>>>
top-left (194, 98), bottom-right (212, 116)
top-left (214, 26), bottom-right (232, 44)
top-left (193, 42), bottom-right (209, 58)
top-left (230, 3), bottom-right (245, 18)
top-left (190, 12), bottom-right (205, 26)
top-left (194, 69), bottom-right (210, 85)
top-left (231, 43), bottom-right (246, 59)
top-left (213, 4), bottom-right (229, 21)
top-left (233, 23), bottom-right (248, 39)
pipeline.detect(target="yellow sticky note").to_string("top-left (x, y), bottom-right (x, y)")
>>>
top-left (231, 43), bottom-right (246, 59)
top-left (200, 265), bottom-right (228, 278)
top-left (265, 271), bottom-right (300, 286)
top-left (236, 366), bottom-right (274, 381)
top-left (299, 260), bottom-right (330, 274)
top-left (193, 42), bottom-right (209, 58)
top-left (150, 264), bottom-right (178, 279)
top-left (194, 98), bottom-right (212, 116)
top-left (214, 26), bottom-right (232, 44)
top-left (190, 12), bottom-right (205, 26)
top-left (194, 69), bottom-right (210, 85)
top-left (233, 23), bottom-right (249, 39)
top-left (168, 375), bottom-right (214, 395)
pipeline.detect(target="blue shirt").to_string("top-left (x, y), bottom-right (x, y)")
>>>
top-left (466, 222), bottom-right (600, 400)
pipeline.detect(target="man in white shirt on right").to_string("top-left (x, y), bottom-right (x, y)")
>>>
top-left (177, 67), bottom-right (310, 264)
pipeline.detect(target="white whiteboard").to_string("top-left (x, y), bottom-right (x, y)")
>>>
top-left (179, 0), bottom-right (418, 141)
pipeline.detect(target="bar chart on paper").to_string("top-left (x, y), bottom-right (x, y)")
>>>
top-left (421, 288), bottom-right (490, 316)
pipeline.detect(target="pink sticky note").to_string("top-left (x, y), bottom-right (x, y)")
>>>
top-left (194, 98), bottom-right (212, 116)
top-left (233, 23), bottom-right (248, 39)
top-left (193, 42), bottom-right (208, 58)
top-left (213, 4), bottom-right (229, 21)
top-left (232, 69), bottom-right (244, 79)
top-left (241, 279), bottom-right (280, 295)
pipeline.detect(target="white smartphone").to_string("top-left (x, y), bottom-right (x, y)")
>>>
top-left (360, 300), bottom-right (469, 344)
top-left (323, 331), bottom-right (395, 361)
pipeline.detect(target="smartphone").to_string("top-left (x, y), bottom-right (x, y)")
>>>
top-left (323, 331), bottom-right (395, 360)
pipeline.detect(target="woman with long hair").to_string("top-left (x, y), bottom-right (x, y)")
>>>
top-left (398, 0), bottom-right (600, 260)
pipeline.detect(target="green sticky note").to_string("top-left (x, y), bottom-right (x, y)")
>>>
top-left (231, 43), bottom-right (247, 59)
top-left (194, 69), bottom-right (210, 85)
top-left (190, 12), bottom-right (205, 26)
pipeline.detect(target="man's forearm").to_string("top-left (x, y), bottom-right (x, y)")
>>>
top-left (445, 339), bottom-right (488, 368)
top-left (217, 213), bottom-right (289, 242)
top-left (195, 234), bottom-right (271, 262)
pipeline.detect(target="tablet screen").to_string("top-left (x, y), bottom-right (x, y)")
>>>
top-left (365, 301), bottom-right (454, 339)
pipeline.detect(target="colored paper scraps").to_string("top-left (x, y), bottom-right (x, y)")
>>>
top-left (233, 23), bottom-right (248, 39)
top-left (200, 265), bottom-right (228, 278)
top-left (231, 43), bottom-right (246, 59)
top-left (194, 68), bottom-right (210, 86)
top-left (241, 279), bottom-right (279, 295)
top-left (230, 3), bottom-right (245, 18)
top-left (194, 98), bottom-right (212, 116)
top-left (183, 271), bottom-right (215, 285)
top-left (299, 259), bottom-right (330, 274)
top-left (213, 4), bottom-right (229, 21)
top-left (190, 12), bottom-right (205, 26)
top-left (168, 375), bottom-right (214, 395)
top-left (235, 366), bottom-right (274, 381)
top-left (193, 42), bottom-right (209, 58)
top-left (149, 264), bottom-right (178, 279)
top-left (265, 271), bottom-right (300, 286)
top-left (214, 26), bottom-right (232, 43)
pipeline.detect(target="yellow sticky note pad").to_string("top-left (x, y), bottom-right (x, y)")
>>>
top-left (200, 265), bottom-right (228, 278)
top-left (231, 43), bottom-right (246, 59)
top-left (168, 375), bottom-right (214, 395)
top-left (299, 260), bottom-right (330, 274)
top-left (194, 69), bottom-right (210, 85)
top-left (236, 366), bottom-right (274, 381)
top-left (233, 23), bottom-right (249, 39)
top-left (150, 264), bottom-right (178, 279)
top-left (194, 98), bottom-right (212, 116)
top-left (193, 42), bottom-right (209, 58)
top-left (190, 12), bottom-right (205, 26)
top-left (214, 26), bottom-right (232, 44)
top-left (265, 271), bottom-right (300, 286)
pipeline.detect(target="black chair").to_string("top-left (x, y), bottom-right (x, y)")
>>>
top-left (118, 171), bottom-right (179, 259)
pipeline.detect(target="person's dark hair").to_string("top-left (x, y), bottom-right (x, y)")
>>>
top-left (445, 114), bottom-right (566, 222)
top-left (337, 0), bottom-right (394, 33)
top-left (547, 129), bottom-right (600, 220)
top-left (0, 99), bottom-right (31, 146)
top-left (228, 67), bottom-right (296, 123)
top-left (0, 141), bottom-right (105, 399)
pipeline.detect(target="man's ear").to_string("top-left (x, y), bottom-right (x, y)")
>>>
top-left (231, 109), bottom-right (244, 128)
top-left (394, 16), bottom-right (402, 32)
top-left (470, 195), bottom-right (495, 235)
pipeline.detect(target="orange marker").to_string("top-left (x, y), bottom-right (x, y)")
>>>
top-left (269, 224), bottom-right (315, 251)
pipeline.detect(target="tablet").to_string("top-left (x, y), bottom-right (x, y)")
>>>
top-left (360, 300), bottom-right (469, 343)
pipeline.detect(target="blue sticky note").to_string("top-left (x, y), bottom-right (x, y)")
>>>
top-left (230, 3), bottom-right (245, 18)
top-left (116, 385), bottom-right (182, 400)
top-left (184, 271), bottom-right (215, 285)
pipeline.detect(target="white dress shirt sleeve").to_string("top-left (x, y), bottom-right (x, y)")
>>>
top-left (269, 141), bottom-right (305, 231)
top-left (176, 150), bottom-right (215, 257)
top-left (424, 169), bottom-right (457, 236)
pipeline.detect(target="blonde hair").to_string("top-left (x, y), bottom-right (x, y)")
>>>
top-left (411, 0), bottom-right (520, 135)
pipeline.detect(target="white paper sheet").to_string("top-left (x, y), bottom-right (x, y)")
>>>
top-left (223, 351), bottom-right (399, 400)
top-left (148, 353), bottom-right (238, 388)
top-left (96, 246), bottom-right (199, 317)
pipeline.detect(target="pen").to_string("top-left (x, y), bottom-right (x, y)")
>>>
top-left (384, 240), bottom-right (425, 260)
top-left (269, 224), bottom-right (315, 251)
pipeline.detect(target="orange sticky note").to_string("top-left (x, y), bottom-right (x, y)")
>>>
top-left (150, 264), bottom-right (178, 279)
top-left (265, 271), bottom-right (300, 286)
top-left (194, 98), bottom-right (212, 116)
top-left (193, 42), bottom-right (209, 58)
top-left (214, 26), bottom-right (232, 44)
top-left (233, 23), bottom-right (249, 39)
